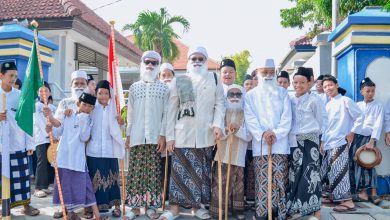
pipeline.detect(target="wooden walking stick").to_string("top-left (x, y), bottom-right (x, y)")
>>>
top-left (216, 141), bottom-right (223, 220)
top-left (161, 147), bottom-right (169, 210)
top-left (109, 21), bottom-right (126, 215)
top-left (224, 132), bottom-right (233, 220)
top-left (267, 142), bottom-right (273, 220)
top-left (31, 20), bottom-right (67, 220)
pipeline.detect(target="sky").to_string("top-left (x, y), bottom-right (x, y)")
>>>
top-left (81, 0), bottom-right (308, 72)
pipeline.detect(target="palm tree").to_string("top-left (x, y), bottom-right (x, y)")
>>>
top-left (123, 8), bottom-right (190, 62)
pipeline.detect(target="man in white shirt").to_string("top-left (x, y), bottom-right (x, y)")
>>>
top-left (162, 46), bottom-right (225, 220)
top-left (244, 58), bottom-right (292, 220)
top-left (220, 58), bottom-right (236, 95)
top-left (124, 51), bottom-right (169, 219)
top-left (385, 97), bottom-right (390, 147)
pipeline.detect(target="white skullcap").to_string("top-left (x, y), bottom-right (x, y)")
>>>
top-left (71, 70), bottom-right (88, 81)
top-left (188, 46), bottom-right (208, 59)
top-left (227, 84), bottom-right (244, 93)
top-left (141, 51), bottom-right (161, 63)
top-left (160, 63), bottom-right (174, 72)
top-left (263, 58), bottom-right (275, 68)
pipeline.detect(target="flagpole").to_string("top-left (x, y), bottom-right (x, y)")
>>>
top-left (109, 20), bottom-right (126, 216)
top-left (30, 20), bottom-right (67, 220)
top-left (1, 93), bottom-right (11, 220)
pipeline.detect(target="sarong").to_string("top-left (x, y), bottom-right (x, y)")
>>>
top-left (126, 144), bottom-right (162, 209)
top-left (53, 168), bottom-right (96, 211)
top-left (244, 149), bottom-right (256, 201)
top-left (320, 144), bottom-right (352, 202)
top-left (169, 147), bottom-right (213, 209)
top-left (87, 156), bottom-right (121, 211)
top-left (286, 133), bottom-right (321, 216)
top-left (209, 163), bottom-right (244, 218)
top-left (254, 154), bottom-right (288, 220)
top-left (349, 134), bottom-right (377, 194)
top-left (0, 151), bottom-right (31, 208)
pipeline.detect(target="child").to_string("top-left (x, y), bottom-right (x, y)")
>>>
top-left (349, 77), bottom-right (384, 204)
top-left (320, 75), bottom-right (363, 212)
top-left (33, 81), bottom-right (56, 198)
top-left (287, 68), bottom-right (325, 219)
top-left (0, 61), bottom-right (39, 217)
top-left (243, 74), bottom-right (253, 92)
top-left (277, 71), bottom-right (290, 89)
top-left (48, 92), bottom-right (102, 220)
top-left (86, 80), bottom-right (125, 218)
top-left (210, 85), bottom-right (251, 220)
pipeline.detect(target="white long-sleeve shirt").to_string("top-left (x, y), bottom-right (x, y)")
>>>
top-left (166, 73), bottom-right (225, 148)
top-left (356, 100), bottom-right (384, 140)
top-left (0, 87), bottom-right (34, 153)
top-left (87, 101), bottom-right (125, 159)
top-left (53, 112), bottom-right (91, 172)
top-left (244, 86), bottom-right (292, 156)
top-left (385, 97), bottom-right (390, 133)
top-left (34, 102), bottom-right (57, 147)
top-left (54, 97), bottom-right (78, 124)
top-left (322, 94), bottom-right (363, 150)
top-left (126, 80), bottom-right (169, 147)
top-left (289, 92), bottom-right (326, 147)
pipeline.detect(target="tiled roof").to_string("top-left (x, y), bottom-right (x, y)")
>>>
top-left (289, 35), bottom-right (313, 47)
top-left (127, 35), bottom-right (220, 70)
top-left (0, 0), bottom-right (142, 56)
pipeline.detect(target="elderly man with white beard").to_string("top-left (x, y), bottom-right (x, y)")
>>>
top-left (124, 51), bottom-right (170, 219)
top-left (244, 59), bottom-right (292, 220)
top-left (160, 46), bottom-right (225, 220)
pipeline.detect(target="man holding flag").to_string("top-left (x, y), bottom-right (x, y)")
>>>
top-left (0, 61), bottom-right (40, 218)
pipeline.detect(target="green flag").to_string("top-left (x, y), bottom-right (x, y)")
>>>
top-left (15, 36), bottom-right (43, 136)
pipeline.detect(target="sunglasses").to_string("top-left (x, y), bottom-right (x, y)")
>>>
top-left (144, 60), bottom-right (159, 66)
top-left (191, 57), bottom-right (205, 62)
top-left (227, 92), bottom-right (242, 98)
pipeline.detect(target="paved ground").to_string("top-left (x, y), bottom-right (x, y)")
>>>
top-left (5, 182), bottom-right (390, 220)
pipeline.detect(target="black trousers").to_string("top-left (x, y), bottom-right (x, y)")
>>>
top-left (34, 143), bottom-right (54, 189)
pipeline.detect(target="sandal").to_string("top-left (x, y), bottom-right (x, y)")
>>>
top-left (33, 190), bottom-right (47, 198)
top-left (370, 195), bottom-right (382, 205)
top-left (123, 210), bottom-right (138, 220)
top-left (53, 209), bottom-right (67, 219)
top-left (111, 207), bottom-right (121, 217)
top-left (333, 204), bottom-right (357, 212)
top-left (159, 210), bottom-right (180, 220)
top-left (352, 194), bottom-right (369, 202)
top-left (67, 212), bottom-right (82, 220)
top-left (21, 205), bottom-right (40, 216)
top-left (194, 208), bottom-right (211, 220)
top-left (322, 197), bottom-right (333, 204)
top-left (146, 208), bottom-right (160, 219)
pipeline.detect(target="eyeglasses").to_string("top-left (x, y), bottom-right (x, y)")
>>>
top-left (227, 92), bottom-right (242, 98)
top-left (191, 57), bottom-right (205, 62)
top-left (144, 60), bottom-right (159, 66)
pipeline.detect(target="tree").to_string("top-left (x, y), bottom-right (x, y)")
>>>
top-left (280, 0), bottom-right (389, 37)
top-left (123, 8), bottom-right (190, 62)
top-left (226, 50), bottom-right (252, 86)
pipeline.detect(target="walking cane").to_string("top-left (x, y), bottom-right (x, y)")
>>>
top-left (224, 131), bottom-right (233, 220)
top-left (216, 140), bottom-right (223, 220)
top-left (162, 147), bottom-right (169, 210)
top-left (267, 142), bottom-right (273, 220)
top-left (31, 20), bottom-right (67, 220)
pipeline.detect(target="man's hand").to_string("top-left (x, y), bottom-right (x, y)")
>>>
top-left (320, 142), bottom-right (324, 155)
top-left (346, 132), bottom-right (354, 144)
top-left (167, 140), bottom-right (175, 153)
top-left (386, 133), bottom-right (390, 147)
top-left (64, 109), bottom-right (73, 117)
top-left (263, 131), bottom-right (276, 146)
top-left (0, 111), bottom-right (6, 121)
top-left (228, 123), bottom-right (240, 134)
top-left (125, 136), bottom-right (130, 150)
top-left (45, 123), bottom-right (53, 133)
top-left (116, 116), bottom-right (124, 126)
top-left (365, 139), bottom-right (375, 149)
top-left (213, 127), bottom-right (222, 140)
top-left (43, 106), bottom-right (52, 117)
top-left (27, 150), bottom-right (34, 156)
top-left (157, 136), bottom-right (166, 153)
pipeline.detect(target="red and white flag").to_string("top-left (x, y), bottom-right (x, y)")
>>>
top-left (108, 32), bottom-right (125, 111)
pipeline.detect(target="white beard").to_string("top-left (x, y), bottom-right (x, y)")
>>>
top-left (71, 87), bottom-right (85, 99)
top-left (187, 62), bottom-right (208, 80)
top-left (226, 100), bottom-right (243, 112)
top-left (140, 63), bottom-right (160, 82)
top-left (257, 76), bottom-right (278, 93)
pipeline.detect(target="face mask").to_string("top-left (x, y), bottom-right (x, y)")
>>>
top-left (140, 62), bottom-right (159, 82)
top-left (71, 87), bottom-right (85, 99)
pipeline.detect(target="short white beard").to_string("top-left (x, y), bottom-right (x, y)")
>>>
top-left (226, 100), bottom-right (242, 112)
top-left (187, 62), bottom-right (208, 76)
top-left (257, 76), bottom-right (278, 93)
top-left (140, 62), bottom-right (160, 82)
top-left (71, 87), bottom-right (85, 99)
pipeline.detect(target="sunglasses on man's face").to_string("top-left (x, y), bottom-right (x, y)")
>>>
top-left (191, 57), bottom-right (205, 62)
top-left (144, 60), bottom-right (159, 66)
top-left (227, 92), bottom-right (242, 98)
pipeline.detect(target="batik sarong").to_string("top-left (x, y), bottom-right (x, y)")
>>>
top-left (126, 144), bottom-right (162, 209)
top-left (87, 156), bottom-right (121, 211)
top-left (286, 133), bottom-right (321, 216)
top-left (209, 163), bottom-right (244, 218)
top-left (244, 149), bottom-right (256, 201)
top-left (349, 134), bottom-right (377, 194)
top-left (169, 147), bottom-right (213, 209)
top-left (0, 151), bottom-right (31, 208)
top-left (254, 154), bottom-right (288, 220)
top-left (320, 144), bottom-right (352, 202)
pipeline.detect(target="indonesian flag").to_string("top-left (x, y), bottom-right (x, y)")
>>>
top-left (108, 33), bottom-right (125, 111)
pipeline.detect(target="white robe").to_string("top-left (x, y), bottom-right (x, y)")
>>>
top-left (385, 97), bottom-right (390, 133)
top-left (34, 102), bottom-right (57, 147)
top-left (356, 100), bottom-right (384, 140)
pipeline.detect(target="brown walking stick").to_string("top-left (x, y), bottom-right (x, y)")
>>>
top-left (224, 131), bottom-right (233, 220)
top-left (267, 142), bottom-right (273, 220)
top-left (161, 148), bottom-right (169, 210)
top-left (216, 141), bottom-right (223, 220)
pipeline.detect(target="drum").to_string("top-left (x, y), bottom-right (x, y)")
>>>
top-left (354, 145), bottom-right (382, 169)
top-left (47, 141), bottom-right (59, 164)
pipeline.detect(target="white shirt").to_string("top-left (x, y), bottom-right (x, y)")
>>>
top-left (54, 97), bottom-right (78, 123)
top-left (322, 94), bottom-right (363, 150)
top-left (34, 102), bottom-right (56, 147)
top-left (166, 73), bottom-right (225, 148)
top-left (126, 80), bottom-right (169, 147)
top-left (53, 112), bottom-right (91, 172)
top-left (87, 101), bottom-right (125, 159)
top-left (244, 86), bottom-right (292, 156)
top-left (289, 92), bottom-right (326, 147)
top-left (316, 92), bottom-right (329, 105)
top-left (0, 87), bottom-right (34, 153)
top-left (356, 100), bottom-right (384, 140)
top-left (385, 97), bottom-right (390, 133)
